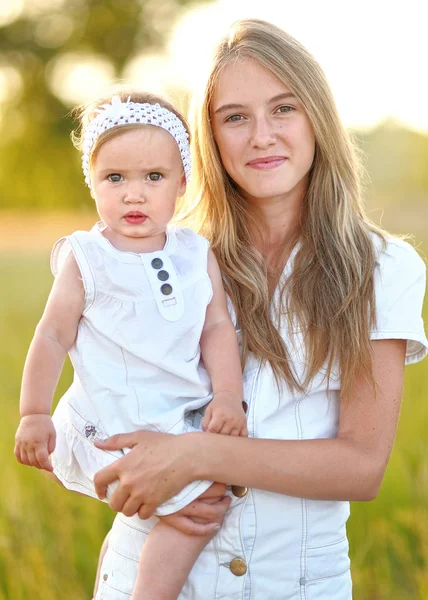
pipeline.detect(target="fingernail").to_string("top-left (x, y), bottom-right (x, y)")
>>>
top-left (214, 525), bottom-right (221, 531)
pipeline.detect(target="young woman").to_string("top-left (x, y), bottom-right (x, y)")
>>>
top-left (91, 19), bottom-right (426, 599)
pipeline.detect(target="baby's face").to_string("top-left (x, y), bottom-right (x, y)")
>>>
top-left (90, 125), bottom-right (186, 252)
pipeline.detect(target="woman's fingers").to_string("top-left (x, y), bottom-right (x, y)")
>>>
top-left (120, 494), bottom-right (149, 518)
top-left (94, 462), bottom-right (120, 500)
top-left (107, 482), bottom-right (132, 513)
top-left (94, 432), bottom-right (138, 452)
top-left (138, 504), bottom-right (154, 520)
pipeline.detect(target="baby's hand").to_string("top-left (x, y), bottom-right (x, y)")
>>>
top-left (202, 392), bottom-right (248, 437)
top-left (14, 414), bottom-right (56, 471)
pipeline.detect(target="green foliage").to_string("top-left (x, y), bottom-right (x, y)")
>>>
top-left (0, 0), bottom-right (209, 209)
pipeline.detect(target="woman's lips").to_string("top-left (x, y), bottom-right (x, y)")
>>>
top-left (246, 156), bottom-right (287, 170)
top-left (124, 212), bottom-right (147, 224)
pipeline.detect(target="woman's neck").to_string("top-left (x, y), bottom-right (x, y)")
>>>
top-left (247, 195), bottom-right (302, 257)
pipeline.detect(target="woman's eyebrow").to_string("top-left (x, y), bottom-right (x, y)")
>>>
top-left (214, 92), bottom-right (297, 115)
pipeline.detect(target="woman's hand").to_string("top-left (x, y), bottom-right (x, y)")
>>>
top-left (158, 483), bottom-right (231, 536)
top-left (94, 430), bottom-right (201, 519)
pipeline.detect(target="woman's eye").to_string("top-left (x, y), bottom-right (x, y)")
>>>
top-left (225, 114), bottom-right (244, 123)
top-left (147, 172), bottom-right (162, 181)
top-left (107, 173), bottom-right (123, 182)
top-left (277, 105), bottom-right (294, 114)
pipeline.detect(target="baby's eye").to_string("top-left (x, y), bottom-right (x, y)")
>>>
top-left (147, 172), bottom-right (163, 181)
top-left (107, 173), bottom-right (123, 182)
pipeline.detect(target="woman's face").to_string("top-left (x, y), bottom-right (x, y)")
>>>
top-left (210, 58), bottom-right (316, 208)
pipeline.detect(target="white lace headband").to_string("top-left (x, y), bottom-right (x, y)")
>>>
top-left (81, 96), bottom-right (191, 188)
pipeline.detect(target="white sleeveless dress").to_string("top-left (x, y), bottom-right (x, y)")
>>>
top-left (50, 222), bottom-right (214, 515)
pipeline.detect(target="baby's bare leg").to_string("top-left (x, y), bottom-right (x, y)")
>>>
top-left (131, 520), bottom-right (214, 600)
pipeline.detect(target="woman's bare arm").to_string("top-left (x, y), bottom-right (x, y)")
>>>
top-left (94, 338), bottom-right (406, 518)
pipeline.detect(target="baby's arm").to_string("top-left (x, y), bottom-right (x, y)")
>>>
top-left (200, 250), bottom-right (247, 437)
top-left (15, 254), bottom-right (84, 470)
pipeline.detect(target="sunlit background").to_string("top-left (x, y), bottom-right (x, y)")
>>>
top-left (0, 1), bottom-right (427, 599)
top-left (1, 0), bottom-right (428, 129)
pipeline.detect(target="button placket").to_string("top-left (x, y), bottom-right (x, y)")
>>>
top-left (143, 253), bottom-right (184, 321)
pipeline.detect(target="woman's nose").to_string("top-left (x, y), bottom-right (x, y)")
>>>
top-left (250, 117), bottom-right (277, 149)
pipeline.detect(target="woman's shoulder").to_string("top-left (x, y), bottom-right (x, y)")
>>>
top-left (371, 231), bottom-right (425, 275)
top-left (369, 231), bottom-right (427, 363)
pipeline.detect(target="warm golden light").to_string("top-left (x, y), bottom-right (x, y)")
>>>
top-left (166, 0), bottom-right (428, 133)
top-left (46, 53), bottom-right (116, 106)
top-left (0, 0), bottom-right (24, 26)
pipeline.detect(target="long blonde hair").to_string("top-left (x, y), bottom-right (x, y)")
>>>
top-left (186, 19), bottom-right (386, 399)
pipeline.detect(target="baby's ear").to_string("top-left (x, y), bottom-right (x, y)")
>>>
top-left (178, 174), bottom-right (187, 197)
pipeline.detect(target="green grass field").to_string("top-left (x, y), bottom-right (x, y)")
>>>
top-left (1, 242), bottom-right (427, 600)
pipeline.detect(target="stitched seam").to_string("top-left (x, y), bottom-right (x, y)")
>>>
top-left (371, 330), bottom-right (427, 337)
top-left (243, 489), bottom-right (256, 600)
top-left (108, 545), bottom-right (139, 565)
top-left (295, 396), bottom-right (307, 600)
top-left (242, 366), bottom-right (261, 600)
top-left (305, 568), bottom-right (350, 583)
top-left (102, 579), bottom-right (132, 596)
top-left (307, 536), bottom-right (347, 550)
top-left (213, 532), bottom-right (221, 600)
top-left (117, 514), bottom-right (150, 534)
top-left (160, 480), bottom-right (211, 503)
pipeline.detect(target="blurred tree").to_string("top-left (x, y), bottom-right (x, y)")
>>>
top-left (0, 0), bottom-right (210, 210)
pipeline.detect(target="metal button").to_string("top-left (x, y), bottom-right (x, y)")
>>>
top-left (103, 574), bottom-right (108, 581)
top-left (231, 485), bottom-right (248, 498)
top-left (151, 257), bottom-right (163, 269)
top-left (229, 558), bottom-right (247, 576)
top-left (161, 283), bottom-right (173, 295)
top-left (157, 270), bottom-right (169, 282)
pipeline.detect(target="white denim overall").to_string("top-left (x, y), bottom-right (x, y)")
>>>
top-left (96, 235), bottom-right (427, 600)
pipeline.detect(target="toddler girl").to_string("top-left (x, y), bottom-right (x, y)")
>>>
top-left (14, 91), bottom-right (247, 599)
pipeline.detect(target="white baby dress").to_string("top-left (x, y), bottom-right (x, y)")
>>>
top-left (50, 222), bottom-right (214, 515)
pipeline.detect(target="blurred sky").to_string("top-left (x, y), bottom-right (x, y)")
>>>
top-left (1, 0), bottom-right (428, 132)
